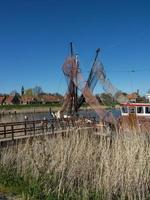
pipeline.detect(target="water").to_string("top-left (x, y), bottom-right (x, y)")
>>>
top-left (0, 112), bottom-right (53, 123)
top-left (0, 109), bottom-right (121, 123)
top-left (112, 109), bottom-right (121, 118)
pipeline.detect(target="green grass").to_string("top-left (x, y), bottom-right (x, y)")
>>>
top-left (0, 166), bottom-right (97, 200)
top-left (0, 166), bottom-right (59, 199)
top-left (0, 103), bottom-right (61, 110)
top-left (0, 101), bottom-right (119, 111)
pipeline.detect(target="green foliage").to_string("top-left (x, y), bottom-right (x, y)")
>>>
top-left (100, 93), bottom-right (118, 106)
top-left (0, 166), bottom-right (53, 199)
top-left (21, 86), bottom-right (25, 96)
top-left (32, 86), bottom-right (43, 96)
top-left (0, 165), bottom-right (106, 200)
top-left (100, 93), bottom-right (114, 105)
top-left (0, 103), bottom-right (61, 110)
top-left (25, 88), bottom-right (33, 96)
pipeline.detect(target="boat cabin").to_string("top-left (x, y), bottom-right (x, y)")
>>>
top-left (121, 103), bottom-right (150, 117)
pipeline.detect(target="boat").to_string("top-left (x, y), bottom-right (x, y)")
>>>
top-left (120, 102), bottom-right (150, 131)
top-left (121, 102), bottom-right (150, 117)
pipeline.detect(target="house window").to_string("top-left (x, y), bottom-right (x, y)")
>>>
top-left (145, 107), bottom-right (150, 114)
top-left (137, 106), bottom-right (144, 114)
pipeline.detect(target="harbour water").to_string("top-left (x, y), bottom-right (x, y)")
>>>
top-left (0, 109), bottom-right (121, 123)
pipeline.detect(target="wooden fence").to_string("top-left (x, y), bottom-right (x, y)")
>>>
top-left (0, 118), bottom-right (96, 141)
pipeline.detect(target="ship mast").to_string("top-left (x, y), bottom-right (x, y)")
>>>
top-left (76, 48), bottom-right (100, 110)
top-left (68, 42), bottom-right (78, 115)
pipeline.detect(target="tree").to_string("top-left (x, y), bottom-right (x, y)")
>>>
top-left (53, 92), bottom-right (63, 97)
top-left (147, 89), bottom-right (150, 94)
top-left (21, 86), bottom-right (24, 96)
top-left (100, 93), bottom-right (114, 105)
top-left (33, 86), bottom-right (43, 96)
top-left (10, 90), bottom-right (18, 96)
top-left (25, 88), bottom-right (33, 96)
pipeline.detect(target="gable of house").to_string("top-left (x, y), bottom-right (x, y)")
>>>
top-left (0, 96), bottom-right (5, 105)
top-left (5, 95), bottom-right (20, 105)
top-left (127, 93), bottom-right (139, 102)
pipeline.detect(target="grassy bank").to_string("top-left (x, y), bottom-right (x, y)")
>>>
top-left (0, 103), bottom-right (61, 110)
top-left (0, 130), bottom-right (150, 199)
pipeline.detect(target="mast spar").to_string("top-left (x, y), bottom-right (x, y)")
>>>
top-left (68, 42), bottom-right (78, 115)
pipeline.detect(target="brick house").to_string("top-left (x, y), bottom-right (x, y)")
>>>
top-left (0, 96), bottom-right (6, 105)
top-left (41, 95), bottom-right (63, 104)
top-left (127, 93), bottom-right (139, 103)
top-left (20, 96), bottom-right (40, 104)
top-left (4, 95), bottom-right (20, 105)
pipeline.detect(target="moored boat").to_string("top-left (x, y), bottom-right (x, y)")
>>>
top-left (121, 102), bottom-right (150, 117)
top-left (120, 102), bottom-right (150, 131)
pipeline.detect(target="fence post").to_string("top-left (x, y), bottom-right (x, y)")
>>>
top-left (33, 121), bottom-right (35, 134)
top-left (11, 125), bottom-right (14, 140)
top-left (51, 123), bottom-right (54, 134)
top-left (24, 116), bottom-right (28, 135)
top-left (42, 120), bottom-right (44, 133)
top-left (24, 121), bottom-right (27, 135)
top-left (46, 120), bottom-right (48, 132)
top-left (4, 125), bottom-right (6, 138)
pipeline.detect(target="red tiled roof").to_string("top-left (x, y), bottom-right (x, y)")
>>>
top-left (5, 96), bottom-right (15, 103)
top-left (41, 95), bottom-right (61, 102)
top-left (127, 93), bottom-right (138, 99)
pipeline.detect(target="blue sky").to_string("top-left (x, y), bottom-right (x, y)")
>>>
top-left (0, 0), bottom-right (150, 95)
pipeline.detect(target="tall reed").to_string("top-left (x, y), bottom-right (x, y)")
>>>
top-left (0, 129), bottom-right (150, 199)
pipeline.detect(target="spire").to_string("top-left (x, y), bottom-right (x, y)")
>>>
top-left (21, 86), bottom-right (24, 96)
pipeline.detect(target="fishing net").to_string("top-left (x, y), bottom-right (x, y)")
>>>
top-left (61, 52), bottom-right (127, 122)
top-left (62, 57), bottom-right (114, 122)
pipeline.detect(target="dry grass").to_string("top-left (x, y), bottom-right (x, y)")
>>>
top-left (0, 129), bottom-right (150, 199)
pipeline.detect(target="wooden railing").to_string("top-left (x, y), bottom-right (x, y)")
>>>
top-left (0, 118), bottom-right (96, 141)
top-left (0, 120), bottom-right (50, 140)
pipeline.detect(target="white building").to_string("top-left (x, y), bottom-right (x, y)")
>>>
top-left (145, 94), bottom-right (150, 102)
